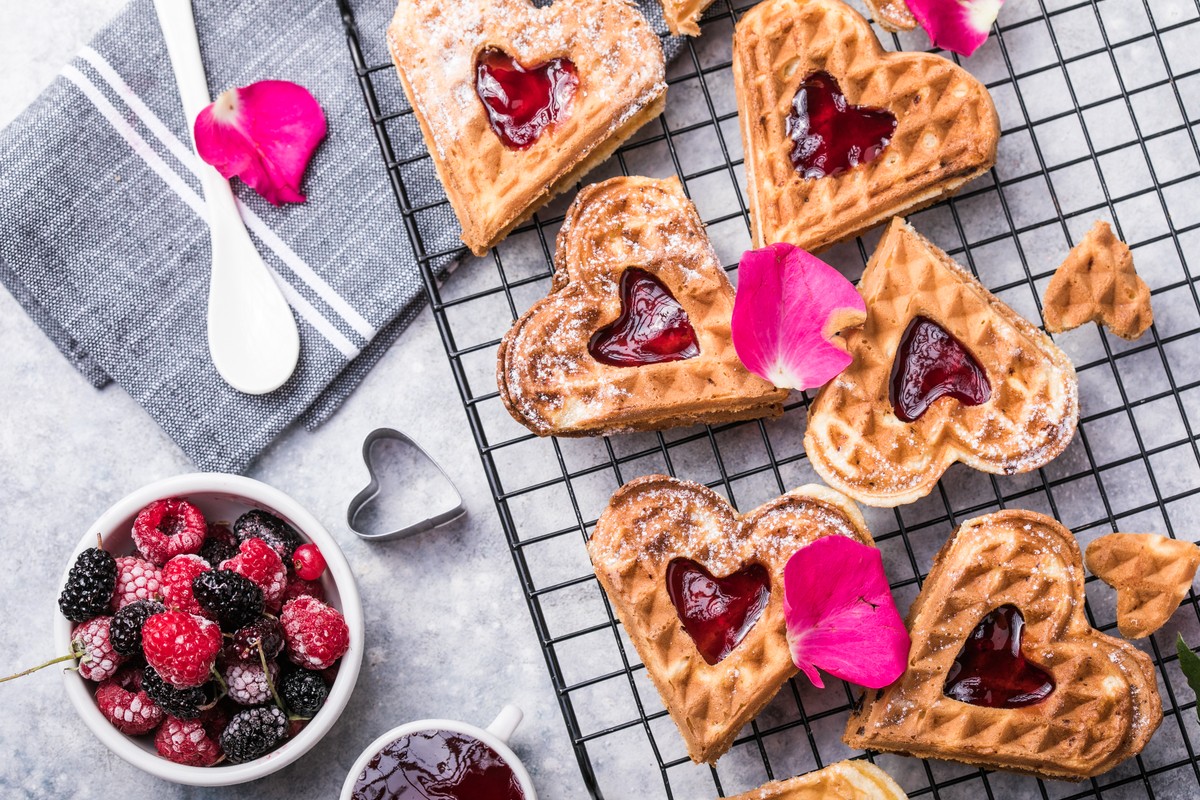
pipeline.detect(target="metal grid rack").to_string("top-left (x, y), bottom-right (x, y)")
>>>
top-left (337, 0), bottom-right (1200, 796)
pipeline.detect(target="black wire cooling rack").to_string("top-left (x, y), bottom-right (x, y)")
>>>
top-left (337, 0), bottom-right (1200, 796)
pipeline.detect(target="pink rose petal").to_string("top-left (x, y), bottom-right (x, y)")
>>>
top-left (784, 536), bottom-right (910, 689)
top-left (194, 80), bottom-right (327, 206)
top-left (908, 0), bottom-right (1004, 57)
top-left (731, 243), bottom-right (866, 391)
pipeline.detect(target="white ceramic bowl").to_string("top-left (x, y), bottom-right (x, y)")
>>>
top-left (340, 705), bottom-right (537, 800)
top-left (54, 473), bottom-right (365, 787)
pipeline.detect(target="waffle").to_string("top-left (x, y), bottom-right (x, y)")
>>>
top-left (845, 510), bottom-right (1163, 781)
top-left (663, 0), bottom-right (716, 36)
top-left (1043, 221), bottom-right (1153, 341)
top-left (732, 0), bottom-right (998, 253)
top-left (497, 176), bottom-right (789, 437)
top-left (1085, 533), bottom-right (1200, 639)
top-left (589, 476), bottom-right (874, 764)
top-left (726, 760), bottom-right (908, 800)
top-left (863, 0), bottom-right (916, 32)
top-left (804, 219), bottom-right (1079, 507)
top-left (387, 0), bottom-right (667, 256)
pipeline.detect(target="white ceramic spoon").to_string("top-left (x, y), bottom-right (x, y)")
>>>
top-left (152, 0), bottom-right (300, 395)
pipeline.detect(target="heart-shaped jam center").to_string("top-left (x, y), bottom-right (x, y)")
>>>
top-left (666, 558), bottom-right (771, 666)
top-left (786, 71), bottom-right (897, 179)
top-left (475, 48), bottom-right (578, 150)
top-left (890, 316), bottom-right (991, 422)
top-left (944, 605), bottom-right (1055, 709)
top-left (588, 269), bottom-right (701, 367)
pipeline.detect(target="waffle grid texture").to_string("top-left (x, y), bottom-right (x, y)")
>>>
top-left (1085, 533), bottom-right (1200, 640)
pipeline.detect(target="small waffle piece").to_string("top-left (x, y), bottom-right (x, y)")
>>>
top-left (804, 219), bottom-right (1079, 507)
top-left (497, 176), bottom-right (788, 437)
top-left (589, 476), bottom-right (873, 764)
top-left (732, 0), bottom-right (998, 253)
top-left (1043, 221), bottom-right (1153, 340)
top-left (662, 0), bottom-right (716, 36)
top-left (1085, 532), bottom-right (1200, 639)
top-left (726, 760), bottom-right (909, 799)
top-left (844, 510), bottom-right (1162, 781)
top-left (387, 0), bottom-right (667, 256)
top-left (863, 0), bottom-right (917, 32)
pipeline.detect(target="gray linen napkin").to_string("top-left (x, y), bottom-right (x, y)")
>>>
top-left (0, 0), bottom-right (682, 473)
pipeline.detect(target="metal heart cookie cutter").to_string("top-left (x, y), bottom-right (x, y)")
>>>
top-left (347, 427), bottom-right (466, 542)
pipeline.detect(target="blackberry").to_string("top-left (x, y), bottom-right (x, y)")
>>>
top-left (192, 570), bottom-right (264, 632)
top-left (233, 510), bottom-right (301, 560)
top-left (280, 670), bottom-right (329, 718)
top-left (199, 537), bottom-right (237, 568)
top-left (220, 705), bottom-right (288, 763)
top-left (58, 545), bottom-right (117, 623)
top-left (143, 665), bottom-right (208, 719)
top-left (224, 617), bottom-right (285, 663)
top-left (110, 599), bottom-right (166, 657)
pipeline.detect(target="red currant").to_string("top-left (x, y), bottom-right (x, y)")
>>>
top-left (292, 543), bottom-right (327, 581)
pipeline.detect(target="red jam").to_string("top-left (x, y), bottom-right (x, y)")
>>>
top-left (350, 729), bottom-right (525, 800)
top-left (785, 71), bottom-right (897, 179)
top-left (665, 558), bottom-right (770, 666)
top-left (475, 48), bottom-right (578, 150)
top-left (588, 269), bottom-right (700, 367)
top-left (890, 316), bottom-right (990, 422)
top-left (944, 605), bottom-right (1055, 709)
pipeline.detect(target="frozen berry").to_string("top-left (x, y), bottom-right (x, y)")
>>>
top-left (143, 665), bottom-right (208, 719)
top-left (192, 570), bottom-right (264, 632)
top-left (109, 555), bottom-right (163, 611)
top-left (199, 534), bottom-right (238, 569)
top-left (97, 667), bottom-right (163, 735)
top-left (200, 700), bottom-right (235, 740)
top-left (133, 498), bottom-right (207, 566)
top-left (73, 616), bottom-right (126, 682)
top-left (223, 659), bottom-right (280, 706)
top-left (59, 545), bottom-right (117, 623)
top-left (281, 669), bottom-right (328, 719)
top-left (220, 706), bottom-right (288, 763)
top-left (233, 510), bottom-right (301, 560)
top-left (160, 554), bottom-right (211, 617)
top-left (281, 575), bottom-right (325, 606)
top-left (280, 595), bottom-right (349, 670)
top-left (156, 716), bottom-right (222, 766)
top-left (110, 599), bottom-right (166, 657)
top-left (142, 611), bottom-right (222, 688)
top-left (224, 617), bottom-right (285, 663)
top-left (291, 543), bottom-right (327, 581)
top-left (222, 538), bottom-right (286, 611)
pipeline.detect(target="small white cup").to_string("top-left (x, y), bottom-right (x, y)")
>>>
top-left (340, 705), bottom-right (536, 800)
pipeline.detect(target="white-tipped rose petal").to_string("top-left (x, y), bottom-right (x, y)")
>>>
top-left (908, 0), bottom-right (1004, 57)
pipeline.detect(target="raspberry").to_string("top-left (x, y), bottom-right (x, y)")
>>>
top-left (280, 669), bottom-right (328, 719)
top-left (280, 596), bottom-right (349, 670)
top-left (223, 659), bottom-right (280, 706)
top-left (96, 667), bottom-right (163, 735)
top-left (200, 700), bottom-right (235, 740)
top-left (132, 498), bottom-right (207, 566)
top-left (110, 599), bottom-right (166, 657)
top-left (155, 716), bottom-right (222, 766)
top-left (142, 611), bottom-right (222, 688)
top-left (220, 706), bottom-right (287, 763)
top-left (291, 543), bottom-right (327, 581)
top-left (58, 546), bottom-right (117, 623)
top-left (200, 522), bottom-right (238, 568)
top-left (73, 616), bottom-right (126, 682)
top-left (110, 556), bottom-right (164, 611)
top-left (142, 665), bottom-right (208, 719)
top-left (222, 538), bottom-right (286, 611)
top-left (160, 554), bottom-right (211, 617)
top-left (233, 510), bottom-right (301, 560)
top-left (192, 570), bottom-right (264, 632)
top-left (223, 617), bottom-right (285, 663)
top-left (281, 575), bottom-right (325, 606)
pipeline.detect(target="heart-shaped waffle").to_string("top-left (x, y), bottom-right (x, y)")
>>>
top-left (588, 476), bottom-right (874, 763)
top-left (844, 510), bottom-right (1162, 780)
top-left (387, 0), bottom-right (667, 256)
top-left (1085, 533), bottom-right (1200, 639)
top-left (732, 0), bottom-right (998, 253)
top-left (727, 760), bottom-right (908, 800)
top-left (804, 219), bottom-right (1079, 507)
top-left (497, 176), bottom-right (788, 437)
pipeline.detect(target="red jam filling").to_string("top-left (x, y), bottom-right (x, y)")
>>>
top-left (944, 605), bottom-right (1055, 709)
top-left (588, 269), bottom-right (700, 367)
top-left (350, 729), bottom-right (525, 800)
top-left (785, 71), bottom-right (897, 179)
top-left (890, 316), bottom-right (990, 422)
top-left (475, 48), bottom-right (578, 150)
top-left (665, 558), bottom-right (771, 666)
